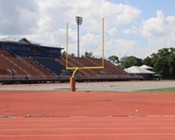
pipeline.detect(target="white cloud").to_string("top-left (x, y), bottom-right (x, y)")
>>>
top-left (123, 26), bottom-right (138, 34)
top-left (105, 38), bottom-right (137, 57)
top-left (2, 0), bottom-right (174, 60)
top-left (0, 0), bottom-right (39, 35)
top-left (122, 10), bottom-right (175, 58)
top-left (0, 0), bottom-right (142, 57)
top-left (102, 2), bottom-right (140, 25)
top-left (115, 39), bottom-right (137, 47)
top-left (81, 33), bottom-right (101, 55)
top-left (34, 0), bottom-right (141, 56)
top-left (141, 11), bottom-right (167, 37)
top-left (107, 27), bottom-right (118, 37)
top-left (139, 10), bottom-right (175, 56)
top-left (140, 10), bottom-right (175, 39)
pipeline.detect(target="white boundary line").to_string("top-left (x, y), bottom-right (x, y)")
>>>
top-left (1, 133), bottom-right (175, 137)
top-left (1, 126), bottom-right (175, 131)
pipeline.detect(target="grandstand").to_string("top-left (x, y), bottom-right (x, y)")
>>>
top-left (0, 38), bottom-right (134, 84)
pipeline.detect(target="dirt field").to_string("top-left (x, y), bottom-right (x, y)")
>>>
top-left (0, 80), bottom-right (175, 92)
top-left (0, 81), bottom-right (175, 140)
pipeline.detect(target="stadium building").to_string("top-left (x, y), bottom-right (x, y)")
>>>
top-left (0, 38), bottom-right (134, 84)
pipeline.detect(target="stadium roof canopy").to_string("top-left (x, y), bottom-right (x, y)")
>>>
top-left (0, 37), bottom-right (62, 49)
top-left (0, 37), bottom-right (40, 45)
top-left (18, 38), bottom-right (32, 44)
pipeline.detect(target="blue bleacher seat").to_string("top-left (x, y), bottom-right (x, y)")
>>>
top-left (34, 57), bottom-right (65, 75)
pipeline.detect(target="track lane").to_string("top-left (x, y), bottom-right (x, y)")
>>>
top-left (1, 90), bottom-right (175, 140)
top-left (0, 117), bottom-right (175, 140)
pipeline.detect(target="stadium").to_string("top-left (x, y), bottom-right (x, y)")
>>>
top-left (0, 37), bottom-right (140, 84)
top-left (0, 16), bottom-right (174, 140)
top-left (0, 0), bottom-right (175, 139)
top-left (0, 37), bottom-right (175, 140)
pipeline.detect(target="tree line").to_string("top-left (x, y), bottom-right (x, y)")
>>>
top-left (108, 48), bottom-right (175, 79)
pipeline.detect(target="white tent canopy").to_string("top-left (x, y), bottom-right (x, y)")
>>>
top-left (140, 65), bottom-right (153, 70)
top-left (124, 66), bottom-right (155, 74)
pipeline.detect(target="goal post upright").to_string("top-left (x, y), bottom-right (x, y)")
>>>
top-left (66, 22), bottom-right (69, 69)
top-left (66, 17), bottom-right (105, 92)
top-left (102, 17), bottom-right (105, 68)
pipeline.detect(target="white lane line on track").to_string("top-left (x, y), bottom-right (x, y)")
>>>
top-left (1, 127), bottom-right (175, 131)
top-left (1, 121), bottom-right (175, 124)
top-left (1, 133), bottom-right (175, 137)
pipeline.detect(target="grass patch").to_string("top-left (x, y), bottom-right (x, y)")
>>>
top-left (141, 87), bottom-right (175, 93)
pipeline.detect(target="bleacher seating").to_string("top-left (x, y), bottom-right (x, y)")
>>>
top-left (0, 50), bottom-right (132, 84)
top-left (24, 57), bottom-right (53, 76)
top-left (59, 56), bottom-right (131, 81)
top-left (0, 37), bottom-right (137, 84)
top-left (0, 51), bottom-right (27, 80)
top-left (33, 57), bottom-right (65, 75)
top-left (0, 50), bottom-right (57, 82)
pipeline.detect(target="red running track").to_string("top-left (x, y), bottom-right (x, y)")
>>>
top-left (1, 117), bottom-right (175, 140)
top-left (0, 90), bottom-right (175, 140)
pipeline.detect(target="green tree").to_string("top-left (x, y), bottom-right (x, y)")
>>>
top-left (120, 56), bottom-right (143, 68)
top-left (82, 51), bottom-right (94, 58)
top-left (61, 51), bottom-right (75, 57)
top-left (108, 55), bottom-right (119, 65)
top-left (61, 51), bottom-right (67, 56)
top-left (70, 53), bottom-right (75, 57)
top-left (143, 56), bottom-right (152, 66)
top-left (168, 48), bottom-right (175, 77)
top-left (150, 48), bottom-right (175, 79)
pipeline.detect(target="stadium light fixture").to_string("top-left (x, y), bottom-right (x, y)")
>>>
top-left (76, 16), bottom-right (83, 57)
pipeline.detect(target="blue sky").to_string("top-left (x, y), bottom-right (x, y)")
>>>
top-left (109, 0), bottom-right (175, 17)
top-left (0, 0), bottom-right (175, 59)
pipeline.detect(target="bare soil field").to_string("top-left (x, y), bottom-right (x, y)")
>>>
top-left (0, 80), bottom-right (175, 92)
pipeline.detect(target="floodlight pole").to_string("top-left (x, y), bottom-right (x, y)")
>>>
top-left (76, 16), bottom-right (83, 57)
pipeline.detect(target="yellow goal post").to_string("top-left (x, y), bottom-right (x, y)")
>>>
top-left (66, 17), bottom-right (105, 78)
